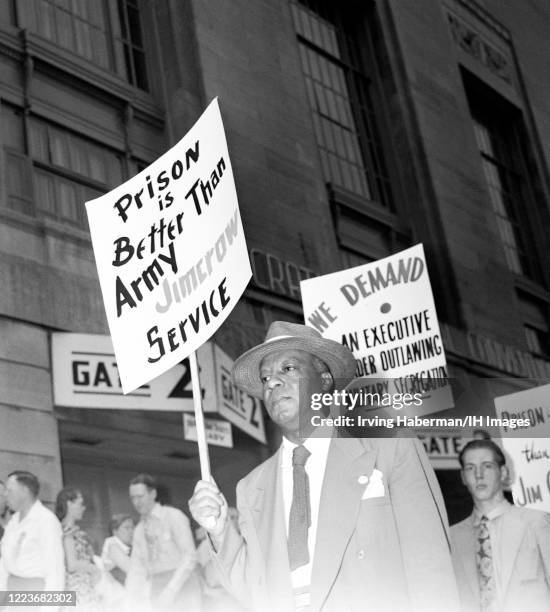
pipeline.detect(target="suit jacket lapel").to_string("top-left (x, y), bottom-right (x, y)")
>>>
top-left (500, 509), bottom-right (526, 597)
top-left (248, 448), bottom-right (294, 608)
top-left (310, 437), bottom-right (377, 611)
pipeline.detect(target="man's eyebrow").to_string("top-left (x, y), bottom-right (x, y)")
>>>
top-left (281, 356), bottom-right (304, 364)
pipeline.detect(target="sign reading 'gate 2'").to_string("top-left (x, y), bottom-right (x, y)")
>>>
top-left (51, 332), bottom-right (216, 412)
top-left (51, 333), bottom-right (267, 444)
top-left (85, 99), bottom-right (251, 393)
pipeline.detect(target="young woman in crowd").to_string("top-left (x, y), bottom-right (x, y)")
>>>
top-left (55, 487), bottom-right (102, 610)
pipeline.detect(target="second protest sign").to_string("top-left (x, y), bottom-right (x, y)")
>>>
top-left (301, 244), bottom-right (453, 416)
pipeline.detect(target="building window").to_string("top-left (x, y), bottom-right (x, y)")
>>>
top-left (525, 326), bottom-right (549, 357)
top-left (115, 0), bottom-right (148, 90)
top-left (518, 291), bottom-right (550, 358)
top-left (290, 0), bottom-right (393, 207)
top-left (18, 0), bottom-right (148, 89)
top-left (20, 0), bottom-right (110, 69)
top-left (29, 118), bottom-right (123, 227)
top-left (463, 72), bottom-right (543, 282)
top-left (30, 118), bottom-right (123, 187)
top-left (1, 104), bottom-right (129, 226)
top-left (1, 104), bottom-right (34, 216)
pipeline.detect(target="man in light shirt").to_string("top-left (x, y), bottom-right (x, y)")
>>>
top-left (189, 321), bottom-right (460, 612)
top-left (451, 439), bottom-right (550, 612)
top-left (0, 471), bottom-right (64, 592)
top-left (127, 473), bottom-right (200, 611)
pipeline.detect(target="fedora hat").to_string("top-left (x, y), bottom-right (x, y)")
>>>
top-left (231, 321), bottom-right (357, 399)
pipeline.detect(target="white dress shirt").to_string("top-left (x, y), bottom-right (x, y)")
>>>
top-left (0, 500), bottom-right (65, 591)
top-left (280, 433), bottom-right (332, 590)
top-left (127, 503), bottom-right (197, 599)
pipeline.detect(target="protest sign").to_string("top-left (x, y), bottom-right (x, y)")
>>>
top-left (301, 244), bottom-right (453, 416)
top-left (494, 383), bottom-right (550, 512)
top-left (85, 98), bottom-right (251, 394)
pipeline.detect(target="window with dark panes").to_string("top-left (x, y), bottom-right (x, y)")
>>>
top-left (290, 0), bottom-right (393, 207)
top-left (116, 0), bottom-right (149, 90)
top-left (518, 291), bottom-right (550, 358)
top-left (463, 72), bottom-right (544, 282)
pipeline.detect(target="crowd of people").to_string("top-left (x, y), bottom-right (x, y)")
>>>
top-left (1, 321), bottom-right (549, 612)
top-left (0, 472), bottom-right (239, 612)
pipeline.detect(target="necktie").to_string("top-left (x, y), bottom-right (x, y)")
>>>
top-left (288, 445), bottom-right (311, 571)
top-left (476, 515), bottom-right (495, 607)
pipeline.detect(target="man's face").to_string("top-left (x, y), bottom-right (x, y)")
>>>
top-left (6, 476), bottom-right (29, 513)
top-left (260, 349), bottom-right (327, 435)
top-left (461, 448), bottom-right (506, 504)
top-left (129, 483), bottom-right (156, 517)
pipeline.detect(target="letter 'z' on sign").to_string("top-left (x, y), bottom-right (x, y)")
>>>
top-left (85, 98), bottom-right (252, 393)
top-left (168, 359), bottom-right (205, 399)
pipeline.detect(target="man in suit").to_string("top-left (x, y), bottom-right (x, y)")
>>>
top-left (189, 321), bottom-right (460, 611)
top-left (451, 439), bottom-right (550, 612)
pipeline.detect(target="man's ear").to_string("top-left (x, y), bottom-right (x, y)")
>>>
top-left (500, 464), bottom-right (509, 487)
top-left (321, 371), bottom-right (333, 391)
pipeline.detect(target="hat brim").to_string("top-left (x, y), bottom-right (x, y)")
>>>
top-left (231, 335), bottom-right (357, 399)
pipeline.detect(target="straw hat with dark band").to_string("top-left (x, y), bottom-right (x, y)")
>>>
top-left (231, 321), bottom-right (357, 399)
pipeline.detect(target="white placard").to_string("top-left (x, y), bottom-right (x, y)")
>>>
top-left (494, 383), bottom-right (550, 512)
top-left (86, 99), bottom-right (251, 393)
top-left (51, 332), bottom-right (216, 412)
top-left (183, 413), bottom-right (233, 448)
top-left (213, 344), bottom-right (267, 444)
top-left (301, 244), bottom-right (452, 415)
